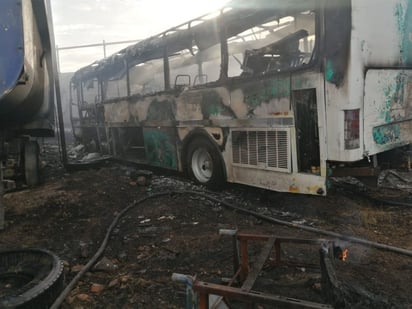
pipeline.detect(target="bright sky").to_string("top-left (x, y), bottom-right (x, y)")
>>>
top-left (51, 0), bottom-right (229, 72)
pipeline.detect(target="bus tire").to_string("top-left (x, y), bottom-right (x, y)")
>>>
top-left (0, 248), bottom-right (64, 309)
top-left (24, 140), bottom-right (40, 187)
top-left (187, 138), bottom-right (224, 189)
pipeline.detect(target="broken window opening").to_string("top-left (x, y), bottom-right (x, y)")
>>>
top-left (129, 60), bottom-right (164, 96)
top-left (228, 11), bottom-right (317, 78)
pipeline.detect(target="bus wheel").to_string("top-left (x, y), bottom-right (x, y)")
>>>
top-left (24, 140), bottom-right (40, 187)
top-left (187, 138), bottom-right (224, 188)
top-left (0, 249), bottom-right (64, 308)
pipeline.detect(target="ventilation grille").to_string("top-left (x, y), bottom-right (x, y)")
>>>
top-left (232, 129), bottom-right (290, 172)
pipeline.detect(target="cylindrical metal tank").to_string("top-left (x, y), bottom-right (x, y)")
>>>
top-left (0, 0), bottom-right (53, 135)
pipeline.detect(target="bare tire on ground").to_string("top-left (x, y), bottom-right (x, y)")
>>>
top-left (0, 249), bottom-right (64, 308)
top-left (24, 140), bottom-right (40, 187)
top-left (187, 137), bottom-right (225, 189)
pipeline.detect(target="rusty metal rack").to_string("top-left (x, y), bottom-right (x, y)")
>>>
top-left (173, 229), bottom-right (334, 309)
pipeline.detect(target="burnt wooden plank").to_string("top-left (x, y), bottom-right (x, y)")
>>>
top-left (241, 236), bottom-right (276, 292)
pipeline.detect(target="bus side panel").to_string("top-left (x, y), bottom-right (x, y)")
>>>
top-left (351, 0), bottom-right (412, 68)
top-left (143, 127), bottom-right (179, 170)
top-left (359, 0), bottom-right (412, 157)
top-left (102, 94), bottom-right (179, 169)
top-left (223, 74), bottom-right (326, 195)
top-left (227, 160), bottom-right (326, 195)
top-left (325, 0), bottom-right (412, 162)
top-left (364, 69), bottom-right (412, 155)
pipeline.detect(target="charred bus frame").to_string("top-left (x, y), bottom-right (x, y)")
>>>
top-left (70, 0), bottom-right (412, 195)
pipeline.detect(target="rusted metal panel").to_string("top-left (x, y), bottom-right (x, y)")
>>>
top-left (194, 281), bottom-right (333, 309)
top-left (175, 232), bottom-right (334, 308)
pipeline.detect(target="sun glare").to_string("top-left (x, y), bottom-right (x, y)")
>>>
top-left (53, 0), bottom-right (230, 72)
top-left (144, 0), bottom-right (230, 31)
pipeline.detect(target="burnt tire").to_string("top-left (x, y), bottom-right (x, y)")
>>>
top-left (24, 140), bottom-right (40, 187)
top-left (187, 137), bottom-right (225, 189)
top-left (0, 249), bottom-right (64, 309)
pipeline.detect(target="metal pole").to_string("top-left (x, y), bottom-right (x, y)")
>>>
top-left (163, 45), bottom-right (170, 90)
top-left (56, 39), bottom-right (140, 51)
top-left (55, 45), bottom-right (61, 73)
top-left (45, 0), bottom-right (68, 166)
top-left (126, 59), bottom-right (131, 96)
top-left (0, 161), bottom-right (5, 230)
top-left (103, 40), bottom-right (107, 58)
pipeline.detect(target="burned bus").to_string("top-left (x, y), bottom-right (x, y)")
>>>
top-left (70, 0), bottom-right (412, 195)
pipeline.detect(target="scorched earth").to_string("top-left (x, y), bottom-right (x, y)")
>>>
top-left (1, 143), bottom-right (412, 308)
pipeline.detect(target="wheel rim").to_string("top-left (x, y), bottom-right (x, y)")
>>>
top-left (191, 148), bottom-right (213, 183)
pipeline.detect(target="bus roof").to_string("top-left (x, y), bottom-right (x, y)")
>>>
top-left (71, 0), bottom-right (317, 83)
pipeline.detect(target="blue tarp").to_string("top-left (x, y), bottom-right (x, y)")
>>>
top-left (0, 0), bottom-right (24, 99)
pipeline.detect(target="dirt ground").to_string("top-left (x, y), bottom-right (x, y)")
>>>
top-left (1, 141), bottom-right (412, 308)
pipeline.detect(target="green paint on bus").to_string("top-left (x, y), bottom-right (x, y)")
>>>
top-left (144, 130), bottom-right (177, 169)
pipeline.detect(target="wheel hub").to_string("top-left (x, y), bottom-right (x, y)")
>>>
top-left (192, 148), bottom-right (213, 183)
